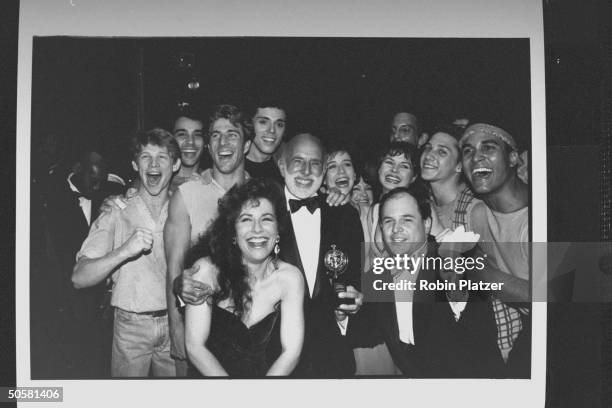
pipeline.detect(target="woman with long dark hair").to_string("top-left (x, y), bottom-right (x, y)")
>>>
top-left (420, 124), bottom-right (480, 230)
top-left (184, 178), bottom-right (304, 376)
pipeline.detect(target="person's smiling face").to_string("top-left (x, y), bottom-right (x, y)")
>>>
top-left (208, 118), bottom-right (250, 174)
top-left (380, 191), bottom-right (430, 256)
top-left (279, 134), bottom-right (325, 199)
top-left (133, 143), bottom-right (180, 197)
top-left (173, 116), bottom-right (204, 168)
top-left (378, 153), bottom-right (416, 194)
top-left (461, 126), bottom-right (518, 195)
top-left (420, 131), bottom-right (461, 182)
top-left (251, 107), bottom-right (286, 156)
top-left (235, 198), bottom-right (279, 264)
top-left (325, 151), bottom-right (356, 195)
top-left (351, 176), bottom-right (374, 208)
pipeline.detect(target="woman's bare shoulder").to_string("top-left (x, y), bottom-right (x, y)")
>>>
top-left (273, 261), bottom-right (304, 292)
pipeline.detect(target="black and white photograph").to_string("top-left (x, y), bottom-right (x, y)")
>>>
top-left (9, 0), bottom-right (567, 407)
top-left (29, 36), bottom-right (533, 381)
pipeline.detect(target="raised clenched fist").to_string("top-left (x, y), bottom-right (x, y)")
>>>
top-left (121, 227), bottom-right (153, 258)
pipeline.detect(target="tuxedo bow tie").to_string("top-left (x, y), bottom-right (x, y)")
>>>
top-left (289, 196), bottom-right (320, 214)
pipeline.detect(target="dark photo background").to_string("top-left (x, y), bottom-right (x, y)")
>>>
top-left (544, 1), bottom-right (610, 408)
top-left (31, 37), bottom-right (531, 182)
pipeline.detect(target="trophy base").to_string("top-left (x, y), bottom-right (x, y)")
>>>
top-left (334, 282), bottom-right (355, 306)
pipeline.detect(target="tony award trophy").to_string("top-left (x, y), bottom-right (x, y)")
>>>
top-left (324, 244), bottom-right (354, 305)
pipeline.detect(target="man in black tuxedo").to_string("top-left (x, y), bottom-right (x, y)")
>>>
top-left (274, 132), bottom-right (365, 377)
top-left (38, 149), bottom-right (125, 377)
top-left (359, 186), bottom-right (501, 377)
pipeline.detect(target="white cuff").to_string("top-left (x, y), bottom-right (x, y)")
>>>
top-left (336, 316), bottom-right (349, 335)
top-left (177, 294), bottom-right (186, 308)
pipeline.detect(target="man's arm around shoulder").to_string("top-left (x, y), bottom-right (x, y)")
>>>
top-left (164, 190), bottom-right (192, 360)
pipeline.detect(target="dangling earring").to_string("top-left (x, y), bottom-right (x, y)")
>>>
top-left (272, 236), bottom-right (280, 269)
top-left (232, 237), bottom-right (237, 246)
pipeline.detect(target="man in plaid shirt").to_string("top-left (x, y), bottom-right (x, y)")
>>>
top-left (460, 122), bottom-right (531, 378)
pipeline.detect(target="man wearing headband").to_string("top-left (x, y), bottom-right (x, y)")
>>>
top-left (460, 122), bottom-right (530, 377)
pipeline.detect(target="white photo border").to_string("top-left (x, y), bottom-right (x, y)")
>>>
top-left (17, 1), bottom-right (547, 407)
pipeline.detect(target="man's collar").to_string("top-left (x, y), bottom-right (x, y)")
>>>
top-left (284, 186), bottom-right (320, 211)
top-left (66, 172), bottom-right (80, 194)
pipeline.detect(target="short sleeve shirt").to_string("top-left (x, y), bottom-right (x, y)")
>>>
top-left (471, 203), bottom-right (529, 280)
top-left (76, 195), bottom-right (168, 313)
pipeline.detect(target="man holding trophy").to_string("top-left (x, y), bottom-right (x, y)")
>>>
top-left (274, 132), bottom-right (365, 377)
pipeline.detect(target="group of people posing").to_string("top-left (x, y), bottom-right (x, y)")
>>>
top-left (68, 100), bottom-right (531, 378)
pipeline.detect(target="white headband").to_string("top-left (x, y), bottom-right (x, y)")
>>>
top-left (459, 123), bottom-right (518, 152)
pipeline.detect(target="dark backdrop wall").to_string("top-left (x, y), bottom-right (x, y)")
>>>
top-left (544, 2), bottom-right (605, 407)
top-left (32, 37), bottom-right (531, 181)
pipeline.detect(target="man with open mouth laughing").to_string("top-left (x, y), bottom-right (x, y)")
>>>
top-left (170, 111), bottom-right (206, 192)
top-left (72, 129), bottom-right (181, 377)
top-left (325, 148), bottom-right (357, 196)
top-left (460, 122), bottom-right (531, 377)
top-left (164, 104), bottom-right (252, 376)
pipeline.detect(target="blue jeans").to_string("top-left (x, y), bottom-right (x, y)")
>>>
top-left (111, 308), bottom-right (176, 377)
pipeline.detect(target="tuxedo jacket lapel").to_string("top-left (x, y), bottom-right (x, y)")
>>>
top-left (279, 207), bottom-right (312, 300)
top-left (279, 194), bottom-right (330, 301)
top-left (412, 274), bottom-right (434, 346)
top-left (312, 199), bottom-right (329, 300)
top-left (379, 270), bottom-right (400, 343)
top-left (384, 298), bottom-right (400, 344)
top-left (65, 189), bottom-right (90, 233)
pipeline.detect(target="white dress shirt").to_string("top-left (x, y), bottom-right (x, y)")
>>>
top-left (393, 261), bottom-right (419, 344)
top-left (393, 247), bottom-right (467, 345)
top-left (284, 187), bottom-right (321, 297)
top-left (67, 173), bottom-right (92, 226)
top-left (284, 187), bottom-right (351, 335)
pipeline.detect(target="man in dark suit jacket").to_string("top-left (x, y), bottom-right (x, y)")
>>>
top-left (45, 150), bottom-right (125, 315)
top-left (358, 186), bottom-right (502, 378)
top-left (268, 132), bottom-right (364, 377)
top-left (38, 149), bottom-right (125, 377)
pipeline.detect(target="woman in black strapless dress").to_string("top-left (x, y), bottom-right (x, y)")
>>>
top-left (184, 178), bottom-right (305, 377)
